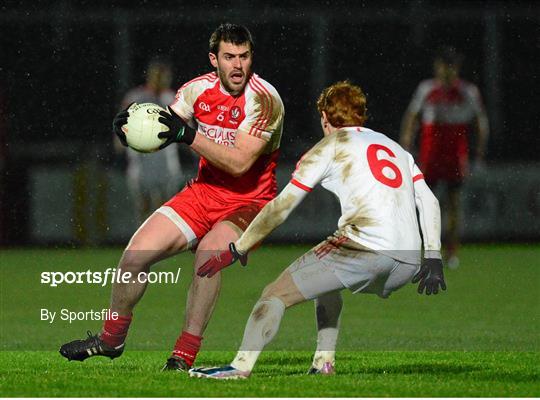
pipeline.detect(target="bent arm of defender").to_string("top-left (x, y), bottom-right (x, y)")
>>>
top-left (414, 178), bottom-right (442, 259)
top-left (235, 183), bottom-right (308, 253)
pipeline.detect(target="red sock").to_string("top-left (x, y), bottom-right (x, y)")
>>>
top-left (100, 313), bottom-right (132, 348)
top-left (172, 331), bottom-right (202, 367)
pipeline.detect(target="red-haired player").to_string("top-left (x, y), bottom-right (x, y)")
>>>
top-left (189, 81), bottom-right (444, 379)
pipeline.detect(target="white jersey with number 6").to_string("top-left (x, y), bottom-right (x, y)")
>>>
top-left (291, 127), bottom-right (426, 264)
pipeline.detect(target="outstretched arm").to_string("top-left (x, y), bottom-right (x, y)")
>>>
top-left (235, 183), bottom-right (308, 253)
top-left (197, 134), bottom-right (335, 278)
top-left (196, 183), bottom-right (308, 278)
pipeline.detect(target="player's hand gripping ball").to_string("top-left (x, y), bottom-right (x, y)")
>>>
top-left (112, 104), bottom-right (131, 147)
top-left (120, 103), bottom-right (169, 153)
top-left (157, 106), bottom-right (195, 149)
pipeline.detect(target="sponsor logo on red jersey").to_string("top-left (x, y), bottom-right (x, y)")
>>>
top-left (198, 121), bottom-right (237, 147)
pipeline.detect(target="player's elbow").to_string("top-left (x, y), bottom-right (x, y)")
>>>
top-left (228, 157), bottom-right (257, 177)
top-left (416, 183), bottom-right (440, 210)
top-left (228, 164), bottom-right (250, 177)
top-left (427, 190), bottom-right (440, 212)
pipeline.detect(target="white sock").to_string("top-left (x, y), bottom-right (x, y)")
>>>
top-left (312, 327), bottom-right (338, 368)
top-left (231, 296), bottom-right (286, 372)
top-left (311, 292), bottom-right (342, 368)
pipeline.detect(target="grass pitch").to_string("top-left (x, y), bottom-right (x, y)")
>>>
top-left (1, 350), bottom-right (538, 397)
top-left (1, 244), bottom-right (539, 397)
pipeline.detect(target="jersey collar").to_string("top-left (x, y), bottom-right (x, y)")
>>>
top-left (337, 126), bottom-right (370, 134)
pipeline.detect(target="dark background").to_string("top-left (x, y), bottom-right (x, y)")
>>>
top-left (0, 0), bottom-right (539, 244)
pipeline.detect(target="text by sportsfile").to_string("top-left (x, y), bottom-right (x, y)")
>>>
top-left (41, 308), bottom-right (119, 324)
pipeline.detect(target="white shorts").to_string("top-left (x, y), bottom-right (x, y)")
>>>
top-left (287, 236), bottom-right (420, 300)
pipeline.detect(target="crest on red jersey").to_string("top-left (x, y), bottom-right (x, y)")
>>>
top-left (230, 106), bottom-right (241, 120)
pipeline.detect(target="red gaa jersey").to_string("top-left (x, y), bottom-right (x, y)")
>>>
top-left (406, 78), bottom-right (484, 182)
top-left (170, 72), bottom-right (284, 203)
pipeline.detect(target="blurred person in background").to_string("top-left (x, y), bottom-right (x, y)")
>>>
top-left (400, 46), bottom-right (489, 268)
top-left (113, 57), bottom-right (184, 223)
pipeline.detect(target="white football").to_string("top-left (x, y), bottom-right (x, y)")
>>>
top-left (122, 103), bottom-right (168, 153)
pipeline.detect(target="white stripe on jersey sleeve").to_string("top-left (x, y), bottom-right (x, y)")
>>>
top-left (169, 73), bottom-right (218, 127)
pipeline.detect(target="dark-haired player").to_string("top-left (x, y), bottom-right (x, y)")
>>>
top-left (60, 23), bottom-right (284, 371)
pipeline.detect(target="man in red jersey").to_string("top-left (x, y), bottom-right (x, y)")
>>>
top-left (400, 47), bottom-right (489, 268)
top-left (60, 24), bottom-right (284, 371)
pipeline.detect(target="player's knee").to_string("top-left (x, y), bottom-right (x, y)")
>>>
top-left (196, 226), bottom-right (237, 253)
top-left (195, 236), bottom-right (218, 252)
top-left (260, 284), bottom-right (292, 308)
top-left (119, 245), bottom-right (153, 273)
top-left (260, 281), bottom-right (278, 300)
